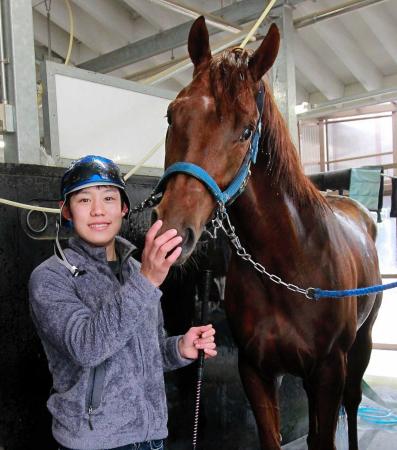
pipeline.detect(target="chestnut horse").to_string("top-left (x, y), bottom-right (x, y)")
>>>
top-left (154, 17), bottom-right (382, 450)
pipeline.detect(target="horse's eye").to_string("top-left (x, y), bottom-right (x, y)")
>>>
top-left (240, 127), bottom-right (252, 141)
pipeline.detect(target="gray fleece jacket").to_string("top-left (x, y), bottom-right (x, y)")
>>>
top-left (29, 235), bottom-right (191, 450)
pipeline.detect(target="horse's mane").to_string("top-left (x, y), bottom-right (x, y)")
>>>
top-left (209, 48), bottom-right (327, 210)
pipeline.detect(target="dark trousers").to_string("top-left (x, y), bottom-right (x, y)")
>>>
top-left (59, 439), bottom-right (164, 450)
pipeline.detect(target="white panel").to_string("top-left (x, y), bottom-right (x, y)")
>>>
top-left (54, 75), bottom-right (171, 168)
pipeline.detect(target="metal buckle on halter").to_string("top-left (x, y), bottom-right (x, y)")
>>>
top-left (205, 202), bottom-right (226, 239)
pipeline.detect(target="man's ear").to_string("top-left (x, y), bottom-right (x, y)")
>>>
top-left (59, 201), bottom-right (72, 221)
top-left (121, 203), bottom-right (128, 216)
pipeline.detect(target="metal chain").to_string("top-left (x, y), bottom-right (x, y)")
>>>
top-left (129, 195), bottom-right (315, 299)
top-left (207, 204), bottom-right (315, 300)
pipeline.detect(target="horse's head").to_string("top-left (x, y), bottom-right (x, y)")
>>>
top-left (154, 16), bottom-right (280, 264)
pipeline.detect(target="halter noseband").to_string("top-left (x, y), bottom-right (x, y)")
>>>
top-left (153, 83), bottom-right (265, 206)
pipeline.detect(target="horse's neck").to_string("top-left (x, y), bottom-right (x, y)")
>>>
top-left (229, 151), bottom-right (324, 264)
top-left (232, 171), bottom-right (298, 238)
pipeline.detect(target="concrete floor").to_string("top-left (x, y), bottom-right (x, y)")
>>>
top-left (283, 202), bottom-right (397, 449)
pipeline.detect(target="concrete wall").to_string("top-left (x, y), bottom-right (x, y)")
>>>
top-left (0, 163), bottom-right (307, 450)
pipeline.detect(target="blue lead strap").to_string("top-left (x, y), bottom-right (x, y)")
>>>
top-left (313, 280), bottom-right (397, 300)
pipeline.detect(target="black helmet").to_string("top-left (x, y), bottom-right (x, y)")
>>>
top-left (61, 155), bottom-right (130, 212)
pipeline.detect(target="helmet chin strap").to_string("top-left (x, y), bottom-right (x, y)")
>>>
top-left (54, 205), bottom-right (85, 277)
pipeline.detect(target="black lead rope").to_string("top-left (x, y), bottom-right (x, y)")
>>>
top-left (192, 269), bottom-right (212, 450)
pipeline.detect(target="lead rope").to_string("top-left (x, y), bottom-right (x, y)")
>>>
top-left (192, 269), bottom-right (212, 450)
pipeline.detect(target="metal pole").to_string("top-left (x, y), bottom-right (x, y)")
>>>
top-left (46, 11), bottom-right (51, 59)
top-left (392, 111), bottom-right (397, 177)
top-left (44, 0), bottom-right (52, 60)
top-left (271, 5), bottom-right (298, 146)
top-left (2, 0), bottom-right (40, 163)
top-left (294, 0), bottom-right (389, 29)
top-left (0, 0), bottom-right (8, 103)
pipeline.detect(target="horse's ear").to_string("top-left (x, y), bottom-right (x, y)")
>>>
top-left (248, 24), bottom-right (280, 81)
top-left (188, 16), bottom-right (211, 70)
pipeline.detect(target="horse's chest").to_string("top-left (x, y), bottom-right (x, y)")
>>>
top-left (225, 286), bottom-right (340, 374)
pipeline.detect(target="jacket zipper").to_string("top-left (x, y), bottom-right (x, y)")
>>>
top-left (87, 368), bottom-right (97, 430)
top-left (137, 337), bottom-right (145, 377)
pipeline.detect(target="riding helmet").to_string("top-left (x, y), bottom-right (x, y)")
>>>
top-left (60, 155), bottom-right (131, 213)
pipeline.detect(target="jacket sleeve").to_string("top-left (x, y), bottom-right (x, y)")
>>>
top-left (157, 302), bottom-right (193, 372)
top-left (29, 264), bottom-right (161, 368)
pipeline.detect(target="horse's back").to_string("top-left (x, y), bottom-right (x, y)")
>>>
top-left (324, 193), bottom-right (377, 241)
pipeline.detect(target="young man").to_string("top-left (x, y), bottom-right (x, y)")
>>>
top-left (29, 155), bottom-right (216, 450)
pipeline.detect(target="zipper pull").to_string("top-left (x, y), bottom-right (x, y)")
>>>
top-left (88, 406), bottom-right (94, 430)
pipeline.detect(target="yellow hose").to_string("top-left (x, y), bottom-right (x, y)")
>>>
top-left (239, 0), bottom-right (277, 49)
top-left (64, 0), bottom-right (74, 65)
top-left (0, 198), bottom-right (60, 213)
top-left (123, 138), bottom-right (165, 180)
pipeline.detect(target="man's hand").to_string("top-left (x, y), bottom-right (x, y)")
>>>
top-left (140, 220), bottom-right (182, 287)
top-left (178, 324), bottom-right (217, 360)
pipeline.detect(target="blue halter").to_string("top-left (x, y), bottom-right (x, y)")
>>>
top-left (153, 83), bottom-right (265, 206)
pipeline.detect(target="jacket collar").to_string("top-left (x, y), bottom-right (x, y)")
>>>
top-left (68, 235), bottom-right (136, 264)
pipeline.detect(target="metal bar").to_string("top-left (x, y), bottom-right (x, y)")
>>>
top-left (327, 113), bottom-right (392, 124)
top-left (294, 0), bottom-right (389, 29)
top-left (327, 151), bottom-right (392, 165)
top-left (319, 120), bottom-right (326, 172)
top-left (372, 343), bottom-right (397, 351)
top-left (78, 0), bottom-right (305, 73)
top-left (270, 5), bottom-right (298, 145)
top-left (393, 112), bottom-right (397, 177)
top-left (298, 88), bottom-right (397, 121)
top-left (380, 162), bottom-right (397, 170)
top-left (46, 10), bottom-right (51, 59)
top-left (0, 0), bottom-right (8, 103)
top-left (150, 0), bottom-right (241, 34)
top-left (142, 24), bottom-right (256, 85)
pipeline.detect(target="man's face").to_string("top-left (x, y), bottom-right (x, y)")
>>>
top-left (62, 185), bottom-right (128, 248)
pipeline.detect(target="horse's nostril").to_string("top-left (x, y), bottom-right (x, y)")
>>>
top-left (181, 227), bottom-right (196, 252)
top-left (151, 209), bottom-right (159, 224)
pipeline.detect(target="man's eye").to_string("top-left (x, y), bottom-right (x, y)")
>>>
top-left (105, 196), bottom-right (116, 201)
top-left (79, 198), bottom-right (90, 203)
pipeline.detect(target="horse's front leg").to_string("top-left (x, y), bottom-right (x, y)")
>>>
top-left (239, 354), bottom-right (281, 450)
top-left (303, 379), bottom-right (317, 449)
top-left (307, 350), bottom-right (347, 450)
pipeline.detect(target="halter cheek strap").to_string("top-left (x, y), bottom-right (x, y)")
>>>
top-left (153, 82), bottom-right (264, 206)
